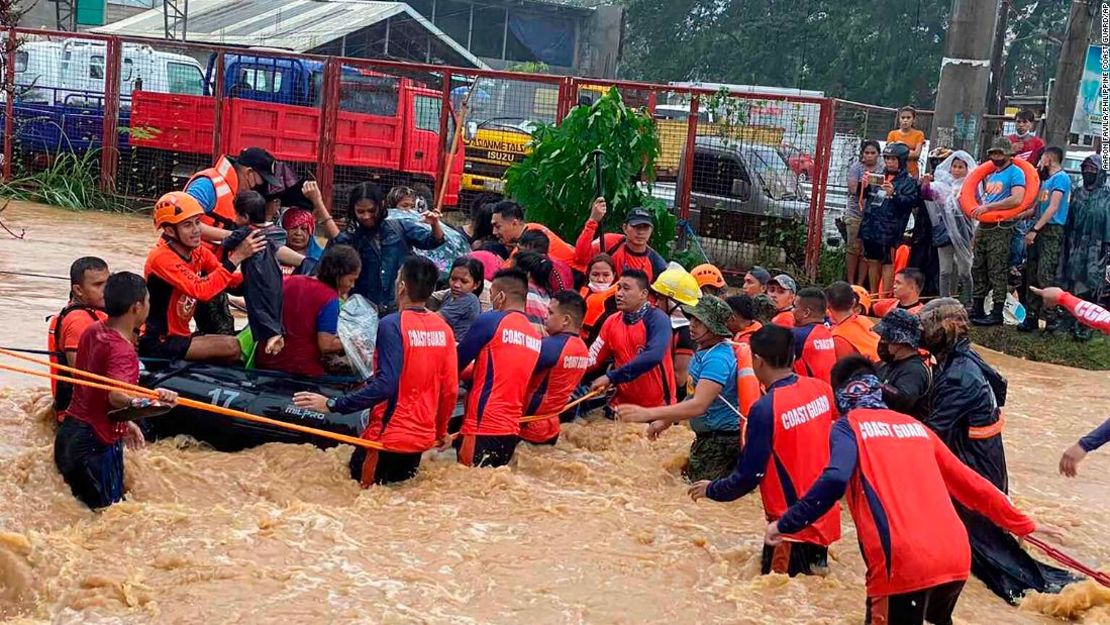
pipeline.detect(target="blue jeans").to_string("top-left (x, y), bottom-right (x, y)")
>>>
top-left (1010, 220), bottom-right (1031, 268)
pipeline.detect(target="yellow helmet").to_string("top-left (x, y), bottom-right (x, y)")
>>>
top-left (651, 262), bottom-right (701, 307)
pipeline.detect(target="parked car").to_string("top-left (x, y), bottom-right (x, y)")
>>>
top-left (779, 142), bottom-right (815, 181)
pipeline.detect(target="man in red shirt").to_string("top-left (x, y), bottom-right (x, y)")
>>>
top-left (48, 257), bottom-right (110, 419)
top-left (871, 268), bottom-right (925, 317)
top-left (588, 269), bottom-right (676, 410)
top-left (574, 199), bottom-right (668, 281)
top-left (791, 288), bottom-right (837, 384)
top-left (826, 281), bottom-right (880, 362)
top-left (140, 191), bottom-right (264, 362)
top-left (294, 257), bottom-right (458, 486)
top-left (490, 201), bottom-right (580, 271)
top-left (768, 274), bottom-right (797, 327)
top-left (1008, 109), bottom-right (1045, 164)
top-left (768, 357), bottom-right (1055, 625)
top-left (690, 324), bottom-right (840, 576)
top-left (54, 272), bottom-right (178, 509)
top-left (455, 268), bottom-right (543, 467)
top-left (521, 291), bottom-right (590, 445)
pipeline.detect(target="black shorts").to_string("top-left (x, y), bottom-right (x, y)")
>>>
top-left (866, 580), bottom-right (965, 625)
top-left (349, 447), bottom-right (422, 487)
top-left (138, 333), bottom-right (192, 361)
top-left (862, 240), bottom-right (893, 264)
top-left (454, 433), bottom-right (519, 468)
top-left (761, 542), bottom-right (829, 577)
top-left (54, 418), bottom-right (125, 509)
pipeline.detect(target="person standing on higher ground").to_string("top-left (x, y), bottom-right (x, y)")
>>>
top-left (574, 198), bottom-right (668, 282)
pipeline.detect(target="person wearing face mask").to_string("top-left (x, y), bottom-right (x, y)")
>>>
top-left (453, 269), bottom-right (543, 468)
top-left (919, 298), bottom-right (1076, 602)
top-left (1058, 155), bottom-right (1110, 340)
top-left (185, 148), bottom-right (304, 336)
top-left (1007, 109), bottom-right (1045, 165)
top-left (588, 270), bottom-right (677, 411)
top-left (969, 138), bottom-right (1027, 326)
top-left (331, 182), bottom-right (445, 314)
top-left (579, 253), bottom-right (619, 345)
top-left (293, 257), bottom-right (458, 486)
top-left (615, 296), bottom-right (743, 482)
top-left (257, 245), bottom-right (361, 377)
top-left (684, 324), bottom-right (841, 578)
top-left (574, 200), bottom-right (668, 281)
top-left (873, 309), bottom-right (930, 421)
top-left (1018, 147), bottom-right (1071, 332)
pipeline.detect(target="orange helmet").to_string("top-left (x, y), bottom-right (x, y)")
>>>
top-left (851, 284), bottom-right (873, 315)
top-left (152, 192), bottom-right (204, 228)
top-left (691, 263), bottom-right (726, 289)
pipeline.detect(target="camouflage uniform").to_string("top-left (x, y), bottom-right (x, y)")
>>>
top-left (971, 223), bottom-right (1013, 302)
top-left (1024, 224), bottom-right (1064, 319)
top-left (679, 295), bottom-right (743, 483)
top-left (684, 434), bottom-right (740, 482)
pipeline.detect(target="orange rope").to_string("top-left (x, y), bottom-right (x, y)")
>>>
top-left (0, 351), bottom-right (385, 451)
top-left (519, 389), bottom-right (605, 424)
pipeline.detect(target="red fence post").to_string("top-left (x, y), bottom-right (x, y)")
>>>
top-left (556, 77), bottom-right (575, 124)
top-left (3, 27), bottom-right (16, 182)
top-left (211, 51), bottom-right (226, 164)
top-left (804, 99), bottom-right (836, 280)
top-left (316, 57), bottom-right (340, 205)
top-left (676, 95), bottom-right (699, 226)
top-left (99, 37), bottom-right (122, 195)
top-left (437, 69), bottom-right (453, 204)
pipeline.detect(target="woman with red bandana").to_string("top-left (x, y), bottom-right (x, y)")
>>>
top-left (282, 208), bottom-right (324, 274)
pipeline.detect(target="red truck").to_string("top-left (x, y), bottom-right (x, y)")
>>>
top-left (129, 54), bottom-right (462, 205)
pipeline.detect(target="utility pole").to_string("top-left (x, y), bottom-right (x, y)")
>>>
top-left (1043, 0), bottom-right (1096, 148)
top-left (163, 0), bottom-right (189, 41)
top-left (932, 0), bottom-right (1001, 157)
top-left (984, 0), bottom-right (1011, 117)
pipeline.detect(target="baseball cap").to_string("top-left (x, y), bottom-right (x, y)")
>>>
top-left (625, 207), bottom-right (654, 227)
top-left (230, 147), bottom-right (280, 187)
top-left (873, 308), bottom-right (923, 349)
top-left (768, 274), bottom-right (797, 293)
top-left (987, 136), bottom-right (1015, 156)
top-left (747, 266), bottom-right (771, 286)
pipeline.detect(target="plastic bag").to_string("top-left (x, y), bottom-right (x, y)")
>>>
top-left (338, 294), bottom-right (379, 379)
top-left (386, 210), bottom-right (471, 277)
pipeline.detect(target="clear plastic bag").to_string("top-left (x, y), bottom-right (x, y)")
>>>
top-left (338, 294), bottom-right (379, 379)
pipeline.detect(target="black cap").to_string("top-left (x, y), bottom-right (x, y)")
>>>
top-left (625, 207), bottom-right (654, 227)
top-left (229, 147), bottom-right (280, 187)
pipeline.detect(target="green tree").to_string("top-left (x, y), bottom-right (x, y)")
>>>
top-left (504, 87), bottom-right (676, 252)
top-left (618, 0), bottom-right (1069, 108)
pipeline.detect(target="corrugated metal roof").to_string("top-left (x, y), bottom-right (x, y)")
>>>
top-left (92, 0), bottom-right (487, 68)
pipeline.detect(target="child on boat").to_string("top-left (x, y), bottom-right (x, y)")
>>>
top-left (224, 190), bottom-right (285, 357)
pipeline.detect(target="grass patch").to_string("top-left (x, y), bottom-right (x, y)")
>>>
top-left (0, 150), bottom-right (119, 212)
top-left (970, 325), bottom-right (1110, 371)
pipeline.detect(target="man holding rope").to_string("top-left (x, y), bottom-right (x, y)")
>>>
top-left (293, 257), bottom-right (458, 486)
top-left (54, 272), bottom-right (178, 509)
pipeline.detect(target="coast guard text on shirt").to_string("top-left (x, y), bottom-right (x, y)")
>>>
top-left (781, 395), bottom-right (832, 430)
top-left (858, 420), bottom-right (930, 441)
top-left (408, 329), bottom-right (449, 347)
top-left (502, 328), bottom-right (542, 352)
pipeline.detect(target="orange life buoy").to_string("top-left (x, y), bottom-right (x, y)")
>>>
top-left (958, 158), bottom-right (1040, 223)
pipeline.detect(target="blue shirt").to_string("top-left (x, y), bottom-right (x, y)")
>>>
top-left (331, 217), bottom-right (442, 310)
top-left (687, 342), bottom-right (740, 433)
top-left (1038, 170), bottom-right (1072, 226)
top-left (980, 162), bottom-right (1025, 205)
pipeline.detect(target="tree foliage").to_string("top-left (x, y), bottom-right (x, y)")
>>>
top-left (504, 88), bottom-right (676, 252)
top-left (618, 0), bottom-right (1070, 108)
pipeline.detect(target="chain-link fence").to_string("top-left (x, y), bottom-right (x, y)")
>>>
top-left (2, 26), bottom-right (841, 279)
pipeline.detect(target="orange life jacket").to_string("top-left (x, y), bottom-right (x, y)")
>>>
top-left (730, 340), bottom-right (762, 434)
top-left (579, 284), bottom-right (617, 344)
top-left (187, 156), bottom-right (241, 232)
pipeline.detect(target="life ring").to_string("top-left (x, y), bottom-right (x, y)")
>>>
top-left (958, 158), bottom-right (1041, 223)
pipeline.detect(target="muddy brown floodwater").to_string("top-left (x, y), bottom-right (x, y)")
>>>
top-left (1, 200), bottom-right (1108, 624)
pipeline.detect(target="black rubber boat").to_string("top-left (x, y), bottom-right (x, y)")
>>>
top-left (140, 362), bottom-right (368, 452)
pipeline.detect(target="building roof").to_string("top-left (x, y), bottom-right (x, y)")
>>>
top-left (92, 0), bottom-right (488, 68)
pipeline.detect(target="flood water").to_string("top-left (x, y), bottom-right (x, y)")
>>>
top-left (0, 200), bottom-right (1108, 624)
